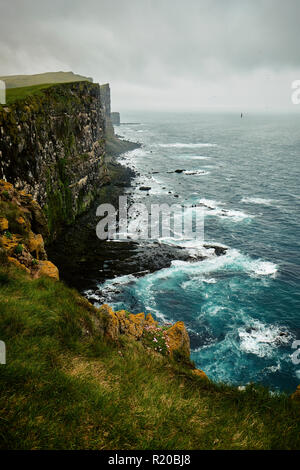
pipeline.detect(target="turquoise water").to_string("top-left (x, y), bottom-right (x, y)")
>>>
top-left (99, 112), bottom-right (300, 392)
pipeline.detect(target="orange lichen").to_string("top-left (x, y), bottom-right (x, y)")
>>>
top-left (164, 321), bottom-right (190, 358)
top-left (7, 256), bottom-right (30, 274)
top-left (33, 261), bottom-right (59, 280)
top-left (192, 369), bottom-right (208, 380)
top-left (0, 217), bottom-right (9, 231)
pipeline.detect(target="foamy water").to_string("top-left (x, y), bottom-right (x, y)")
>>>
top-left (90, 112), bottom-right (300, 391)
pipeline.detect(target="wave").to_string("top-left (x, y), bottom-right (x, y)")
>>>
top-left (238, 319), bottom-right (293, 358)
top-left (158, 143), bottom-right (217, 148)
top-left (183, 170), bottom-right (210, 176)
top-left (185, 155), bottom-right (211, 160)
top-left (194, 198), bottom-right (253, 221)
top-left (197, 198), bottom-right (224, 209)
top-left (241, 197), bottom-right (277, 206)
top-left (169, 248), bottom-right (278, 278)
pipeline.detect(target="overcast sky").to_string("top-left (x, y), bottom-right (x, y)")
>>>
top-left (0, 0), bottom-right (300, 112)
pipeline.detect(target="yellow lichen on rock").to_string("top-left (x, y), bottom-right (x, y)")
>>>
top-left (28, 232), bottom-right (46, 260)
top-left (0, 217), bottom-right (9, 231)
top-left (146, 313), bottom-right (158, 326)
top-left (164, 321), bottom-right (190, 358)
top-left (33, 261), bottom-right (59, 280)
top-left (192, 369), bottom-right (208, 380)
top-left (7, 256), bottom-right (31, 274)
top-left (0, 180), bottom-right (14, 193)
top-left (99, 304), bottom-right (119, 341)
top-left (0, 234), bottom-right (22, 255)
top-left (16, 216), bottom-right (25, 225)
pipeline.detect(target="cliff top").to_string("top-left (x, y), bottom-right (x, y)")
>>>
top-left (0, 71), bottom-right (93, 89)
top-left (1, 80), bottom-right (98, 106)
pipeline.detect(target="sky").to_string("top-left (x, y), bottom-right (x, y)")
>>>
top-left (0, 0), bottom-right (300, 112)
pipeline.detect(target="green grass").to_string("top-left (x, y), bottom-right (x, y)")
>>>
top-left (0, 265), bottom-right (299, 450)
top-left (0, 71), bottom-right (93, 89)
top-left (1, 79), bottom-right (93, 106)
top-left (3, 84), bottom-right (56, 106)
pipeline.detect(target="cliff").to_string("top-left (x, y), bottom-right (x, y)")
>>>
top-left (0, 180), bottom-right (58, 280)
top-left (111, 112), bottom-right (120, 126)
top-left (100, 83), bottom-right (138, 155)
top-left (0, 81), bottom-right (109, 239)
top-left (0, 71), bottom-right (93, 89)
top-left (0, 184), bottom-right (299, 451)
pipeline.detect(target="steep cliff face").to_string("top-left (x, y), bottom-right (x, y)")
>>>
top-left (100, 83), bottom-right (138, 156)
top-left (0, 81), bottom-right (109, 239)
top-left (100, 83), bottom-right (114, 138)
top-left (0, 179), bottom-right (59, 279)
top-left (111, 112), bottom-right (120, 126)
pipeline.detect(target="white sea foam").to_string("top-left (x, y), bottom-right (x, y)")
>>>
top-left (238, 320), bottom-right (293, 358)
top-left (241, 197), bottom-right (277, 206)
top-left (183, 170), bottom-right (210, 176)
top-left (158, 143), bottom-right (217, 148)
top-left (168, 248), bottom-right (278, 278)
top-left (186, 155), bottom-right (211, 160)
top-left (197, 198), bottom-right (224, 209)
top-left (196, 198), bottom-right (253, 221)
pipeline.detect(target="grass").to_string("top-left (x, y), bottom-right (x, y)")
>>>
top-left (0, 71), bottom-right (93, 89)
top-left (0, 264), bottom-right (299, 450)
top-left (3, 84), bottom-right (57, 106)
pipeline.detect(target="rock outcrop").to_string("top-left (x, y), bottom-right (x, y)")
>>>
top-left (0, 81), bottom-right (109, 239)
top-left (98, 304), bottom-right (193, 360)
top-left (111, 112), bottom-right (120, 126)
top-left (0, 179), bottom-right (58, 279)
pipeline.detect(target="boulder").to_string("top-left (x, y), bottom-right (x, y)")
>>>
top-left (33, 261), bottom-right (59, 280)
top-left (164, 321), bottom-right (190, 358)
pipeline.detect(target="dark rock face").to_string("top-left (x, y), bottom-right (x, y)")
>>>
top-left (0, 82), bottom-right (109, 240)
top-left (111, 112), bottom-right (120, 126)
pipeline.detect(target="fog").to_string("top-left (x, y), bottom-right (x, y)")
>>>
top-left (0, 0), bottom-right (300, 111)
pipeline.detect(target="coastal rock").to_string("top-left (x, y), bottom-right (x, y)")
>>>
top-left (0, 217), bottom-right (8, 231)
top-left (7, 256), bottom-right (31, 274)
top-left (33, 260), bottom-right (59, 280)
top-left (164, 321), bottom-right (190, 359)
top-left (111, 112), bottom-right (120, 126)
top-left (99, 304), bottom-right (191, 361)
top-left (192, 369), bottom-right (208, 380)
top-left (99, 304), bottom-right (119, 341)
top-left (0, 180), bottom-right (59, 280)
top-left (0, 82), bottom-right (109, 240)
top-left (28, 232), bottom-right (47, 260)
top-left (291, 385), bottom-right (300, 401)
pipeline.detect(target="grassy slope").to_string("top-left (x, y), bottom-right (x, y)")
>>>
top-left (0, 72), bottom-right (92, 89)
top-left (3, 84), bottom-right (56, 106)
top-left (0, 265), bottom-right (299, 450)
top-left (0, 71), bottom-right (93, 105)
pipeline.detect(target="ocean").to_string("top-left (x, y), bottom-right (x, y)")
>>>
top-left (91, 111), bottom-right (300, 392)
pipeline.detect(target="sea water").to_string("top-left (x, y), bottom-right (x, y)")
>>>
top-left (97, 111), bottom-right (300, 392)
